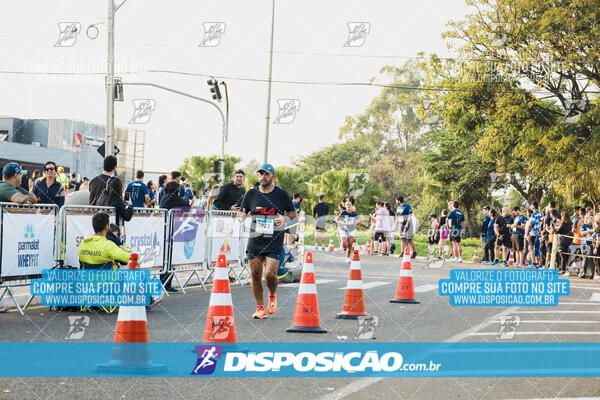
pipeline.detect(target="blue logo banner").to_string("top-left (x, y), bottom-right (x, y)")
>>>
top-left (1, 342), bottom-right (600, 377)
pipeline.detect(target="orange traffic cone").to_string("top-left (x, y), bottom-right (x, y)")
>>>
top-left (366, 240), bottom-right (372, 255)
top-left (336, 250), bottom-right (371, 319)
top-left (204, 254), bottom-right (238, 343)
top-left (390, 247), bottom-right (420, 304)
top-left (97, 253), bottom-right (166, 374)
top-left (287, 252), bottom-right (327, 333)
top-left (508, 250), bottom-right (515, 267)
top-left (472, 248), bottom-right (479, 263)
top-left (327, 238), bottom-right (335, 252)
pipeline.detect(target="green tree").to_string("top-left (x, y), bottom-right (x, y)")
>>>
top-left (180, 154), bottom-right (241, 192)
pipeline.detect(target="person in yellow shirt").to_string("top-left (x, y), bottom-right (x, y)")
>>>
top-left (78, 212), bottom-right (130, 269)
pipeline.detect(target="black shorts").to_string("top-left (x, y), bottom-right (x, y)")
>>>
top-left (497, 233), bottom-right (512, 248)
top-left (449, 230), bottom-right (462, 242)
top-left (511, 235), bottom-right (524, 251)
top-left (527, 236), bottom-right (537, 248)
top-left (246, 249), bottom-right (281, 261)
top-left (374, 231), bottom-right (386, 242)
top-left (428, 234), bottom-right (439, 245)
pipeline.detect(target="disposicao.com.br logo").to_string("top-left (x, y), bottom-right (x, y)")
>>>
top-left (219, 351), bottom-right (441, 374)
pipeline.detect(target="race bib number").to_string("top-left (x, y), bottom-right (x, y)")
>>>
top-left (346, 217), bottom-right (355, 225)
top-left (256, 218), bottom-right (274, 235)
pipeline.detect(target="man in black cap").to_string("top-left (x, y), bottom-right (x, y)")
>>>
top-left (0, 162), bottom-right (37, 204)
top-left (238, 163), bottom-right (296, 319)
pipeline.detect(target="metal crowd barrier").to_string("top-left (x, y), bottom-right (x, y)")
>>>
top-left (0, 202), bottom-right (59, 315)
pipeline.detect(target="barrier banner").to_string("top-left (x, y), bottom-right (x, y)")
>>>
top-left (125, 213), bottom-right (165, 268)
top-left (171, 207), bottom-right (207, 266)
top-left (209, 215), bottom-right (241, 262)
top-left (1, 212), bottom-right (55, 278)
top-left (64, 214), bottom-right (115, 268)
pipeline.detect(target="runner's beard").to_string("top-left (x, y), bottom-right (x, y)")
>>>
top-left (259, 176), bottom-right (273, 187)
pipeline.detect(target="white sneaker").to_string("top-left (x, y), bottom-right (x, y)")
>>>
top-left (346, 257), bottom-right (350, 263)
top-left (594, 276), bottom-right (600, 281)
top-left (458, 257), bottom-right (463, 263)
top-left (563, 271), bottom-right (571, 276)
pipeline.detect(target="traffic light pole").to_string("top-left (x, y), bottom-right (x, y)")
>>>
top-left (105, 0), bottom-right (115, 157)
top-left (121, 82), bottom-right (228, 180)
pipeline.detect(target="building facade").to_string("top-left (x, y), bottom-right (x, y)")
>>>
top-left (0, 118), bottom-right (145, 182)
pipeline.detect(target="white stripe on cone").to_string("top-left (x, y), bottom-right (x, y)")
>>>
top-left (303, 262), bottom-right (314, 273)
top-left (214, 267), bottom-right (229, 280)
top-left (209, 292), bottom-right (233, 306)
top-left (299, 283), bottom-right (317, 294)
top-left (346, 280), bottom-right (363, 289)
top-left (350, 261), bottom-right (361, 270)
top-left (117, 306), bottom-right (147, 322)
top-left (400, 269), bottom-right (413, 277)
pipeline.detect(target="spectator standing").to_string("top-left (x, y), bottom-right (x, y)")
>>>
top-left (56, 166), bottom-right (70, 191)
top-left (374, 201), bottom-right (391, 256)
top-left (213, 170), bottom-right (246, 211)
top-left (170, 171), bottom-right (186, 199)
top-left (485, 209), bottom-right (497, 264)
top-left (494, 207), bottom-right (513, 266)
top-left (447, 201), bottom-right (466, 263)
top-left (395, 195), bottom-right (416, 258)
top-left (158, 181), bottom-right (190, 292)
top-left (481, 206), bottom-right (491, 262)
top-left (147, 180), bottom-right (156, 207)
top-left (0, 163), bottom-right (37, 204)
top-left (428, 214), bottom-right (439, 260)
top-left (68, 173), bottom-right (81, 192)
top-left (554, 211), bottom-right (573, 273)
top-left (89, 156), bottom-right (118, 205)
top-left (79, 177), bottom-right (90, 191)
top-left (438, 209), bottom-right (449, 259)
top-left (156, 174), bottom-right (167, 204)
top-left (124, 170), bottom-right (149, 208)
top-left (97, 176), bottom-right (133, 227)
top-left (313, 194), bottom-right (329, 251)
top-left (28, 170), bottom-right (40, 192)
top-left (510, 207), bottom-right (527, 267)
top-left (527, 201), bottom-right (543, 267)
top-left (32, 161), bottom-right (65, 207)
top-left (385, 202), bottom-right (395, 254)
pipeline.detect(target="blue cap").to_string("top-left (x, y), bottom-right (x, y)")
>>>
top-left (3, 162), bottom-right (27, 178)
top-left (257, 163), bottom-right (276, 175)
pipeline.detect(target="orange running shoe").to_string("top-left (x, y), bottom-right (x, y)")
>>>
top-left (267, 294), bottom-right (278, 314)
top-left (252, 305), bottom-right (268, 319)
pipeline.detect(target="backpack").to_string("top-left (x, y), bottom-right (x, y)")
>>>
top-left (94, 177), bottom-right (113, 206)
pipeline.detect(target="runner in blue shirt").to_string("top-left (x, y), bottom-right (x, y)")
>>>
top-left (446, 201), bottom-right (466, 262)
top-left (527, 201), bottom-right (542, 267)
top-left (509, 206), bottom-right (527, 266)
top-left (124, 170), bottom-right (149, 208)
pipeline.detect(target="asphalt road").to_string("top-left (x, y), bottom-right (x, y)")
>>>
top-left (1, 250), bottom-right (600, 399)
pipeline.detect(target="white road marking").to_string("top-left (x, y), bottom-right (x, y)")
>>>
top-left (338, 281), bottom-right (389, 290)
top-left (590, 292), bottom-right (600, 301)
top-left (413, 284), bottom-right (438, 293)
top-left (468, 331), bottom-right (600, 336)
top-left (320, 306), bottom-right (519, 400)
top-left (279, 279), bottom-right (337, 288)
top-left (490, 320), bottom-right (600, 324)
top-left (506, 397), bottom-right (600, 400)
top-left (557, 302), bottom-right (600, 305)
top-left (512, 310), bottom-right (600, 314)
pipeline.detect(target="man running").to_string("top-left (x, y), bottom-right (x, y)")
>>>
top-left (238, 163), bottom-right (296, 319)
top-left (447, 201), bottom-right (466, 262)
top-left (313, 195), bottom-right (329, 251)
top-left (395, 196), bottom-right (416, 258)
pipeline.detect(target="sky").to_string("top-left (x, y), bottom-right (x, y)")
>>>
top-left (0, 0), bottom-right (471, 173)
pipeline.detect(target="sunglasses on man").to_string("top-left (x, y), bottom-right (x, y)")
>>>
top-left (44, 167), bottom-right (55, 171)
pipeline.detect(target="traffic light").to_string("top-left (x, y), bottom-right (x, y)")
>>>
top-left (207, 79), bottom-right (222, 101)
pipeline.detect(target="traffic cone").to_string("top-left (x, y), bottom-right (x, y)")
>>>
top-left (97, 253), bottom-right (166, 374)
top-left (366, 240), bottom-right (372, 255)
top-left (508, 250), bottom-right (515, 267)
top-left (472, 248), bottom-right (479, 263)
top-left (287, 252), bottom-right (327, 333)
top-left (336, 250), bottom-right (371, 319)
top-left (203, 254), bottom-right (238, 343)
top-left (390, 247), bottom-right (420, 304)
top-left (327, 238), bottom-right (335, 252)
